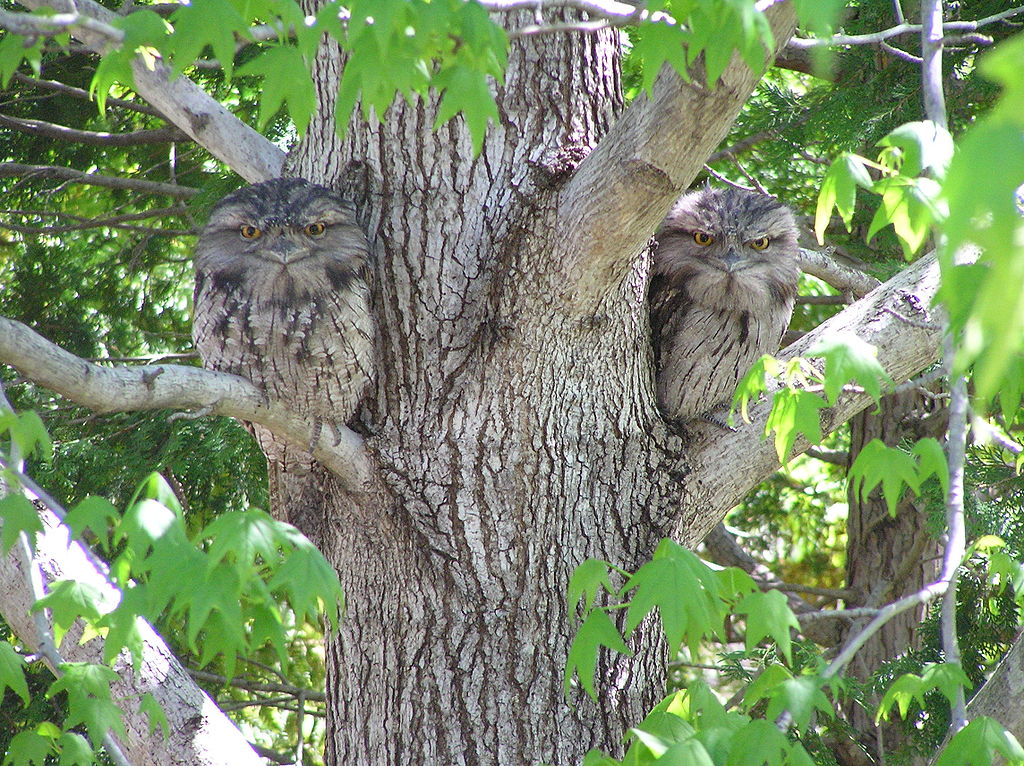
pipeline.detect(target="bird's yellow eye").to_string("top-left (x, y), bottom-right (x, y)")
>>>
top-left (693, 231), bottom-right (714, 246)
top-left (305, 222), bottom-right (327, 237)
top-left (240, 225), bottom-right (262, 240)
top-left (750, 237), bottom-right (770, 251)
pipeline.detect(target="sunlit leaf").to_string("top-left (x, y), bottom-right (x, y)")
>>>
top-left (806, 332), bottom-right (893, 406)
top-left (564, 610), bottom-right (632, 699)
top-left (764, 388), bottom-right (827, 463)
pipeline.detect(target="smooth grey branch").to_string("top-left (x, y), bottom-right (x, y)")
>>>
top-left (0, 317), bottom-right (371, 491)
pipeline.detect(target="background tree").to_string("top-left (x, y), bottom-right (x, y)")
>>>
top-left (1, 1), bottom-right (1023, 765)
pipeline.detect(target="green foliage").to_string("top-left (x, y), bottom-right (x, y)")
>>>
top-left (732, 334), bottom-right (894, 463)
top-left (876, 663), bottom-right (973, 723)
top-left (48, 664), bottom-right (126, 748)
top-left (816, 121), bottom-right (951, 258)
top-left (847, 437), bottom-right (949, 517)
top-left (54, 472), bottom-right (347, 679)
top-left (936, 718), bottom-right (1024, 766)
top-left (735, 591), bottom-right (800, 664)
top-left (0, 493), bottom-right (43, 556)
top-left (0, 643), bottom-right (30, 708)
top-left (940, 34), bottom-right (1024, 401)
top-left (584, 683), bottom-right (821, 766)
top-left (236, 46), bottom-right (317, 135)
top-left (91, 11), bottom-right (173, 115)
top-left (565, 541), bottom-right (803, 703)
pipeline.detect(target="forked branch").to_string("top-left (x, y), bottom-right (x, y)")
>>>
top-left (558, 4), bottom-right (798, 312)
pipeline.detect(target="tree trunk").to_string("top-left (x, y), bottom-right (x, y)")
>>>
top-left (839, 388), bottom-right (945, 763)
top-left (287, 17), bottom-right (690, 764)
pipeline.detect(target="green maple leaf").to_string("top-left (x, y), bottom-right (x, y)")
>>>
top-left (138, 692), bottom-right (168, 738)
top-left (621, 539), bottom-right (725, 656)
top-left (936, 717), bottom-right (1024, 766)
top-left (743, 663), bottom-right (793, 708)
top-left (815, 153), bottom-right (873, 243)
top-left (197, 611), bottom-right (245, 678)
top-left (56, 732), bottom-right (94, 766)
top-left (204, 509), bottom-right (282, 570)
top-left (728, 719), bottom-right (791, 766)
top-left (735, 590), bottom-right (800, 663)
top-left (32, 581), bottom-right (106, 649)
top-left (267, 540), bottom-right (345, 632)
top-left (90, 11), bottom-right (171, 114)
top-left (4, 729), bottom-right (53, 766)
top-left (847, 439), bottom-right (920, 516)
top-left (0, 410), bottom-right (52, 462)
top-left (629, 20), bottom-right (691, 93)
top-left (433, 64), bottom-right (499, 156)
top-left (169, 0), bottom-right (249, 79)
top-left (867, 176), bottom-right (943, 259)
top-left (236, 46), bottom-right (315, 135)
top-left (911, 437), bottom-right (950, 497)
top-left (0, 493), bottom-right (43, 555)
top-left (764, 677), bottom-right (834, 733)
top-left (564, 610), bottom-right (631, 699)
top-left (877, 120), bottom-right (954, 178)
top-left (98, 606), bottom-right (145, 671)
top-left (806, 332), bottom-right (893, 406)
top-left (0, 642), bottom-right (30, 707)
top-left (764, 388), bottom-right (827, 463)
top-left (63, 496), bottom-right (118, 551)
top-left (567, 558), bottom-right (613, 617)
top-left (50, 664), bottom-right (126, 747)
top-left (185, 563), bottom-right (243, 652)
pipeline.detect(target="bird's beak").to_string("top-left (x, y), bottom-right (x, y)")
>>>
top-left (266, 239), bottom-right (303, 264)
top-left (723, 248), bottom-right (742, 270)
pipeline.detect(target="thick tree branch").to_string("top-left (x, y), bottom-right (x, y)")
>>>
top-left (677, 251), bottom-right (944, 545)
top-left (0, 317), bottom-right (371, 491)
top-left (11, 0), bottom-right (284, 182)
top-left (559, 3), bottom-right (798, 311)
top-left (0, 499), bottom-right (265, 766)
top-left (0, 162), bottom-right (199, 198)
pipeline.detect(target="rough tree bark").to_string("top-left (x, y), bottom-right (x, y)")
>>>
top-left (284, 7), bottom-right (802, 763)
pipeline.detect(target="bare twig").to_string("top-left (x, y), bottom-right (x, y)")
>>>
top-left (805, 446), bottom-right (849, 465)
top-left (0, 163), bottom-right (198, 198)
top-left (10, 72), bottom-right (165, 118)
top-left (0, 112), bottom-right (190, 145)
top-left (188, 668), bottom-right (326, 702)
top-left (798, 607), bottom-right (880, 625)
top-left (788, 7), bottom-right (1024, 49)
top-left (15, 0), bottom-right (284, 183)
top-left (880, 41), bottom-right (923, 63)
top-left (0, 7), bottom-right (123, 41)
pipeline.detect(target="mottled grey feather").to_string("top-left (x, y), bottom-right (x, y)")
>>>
top-left (649, 186), bottom-right (800, 424)
top-left (193, 177), bottom-right (373, 535)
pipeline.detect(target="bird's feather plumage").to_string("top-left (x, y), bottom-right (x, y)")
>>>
top-left (193, 177), bottom-right (374, 537)
top-left (649, 186), bottom-right (800, 424)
